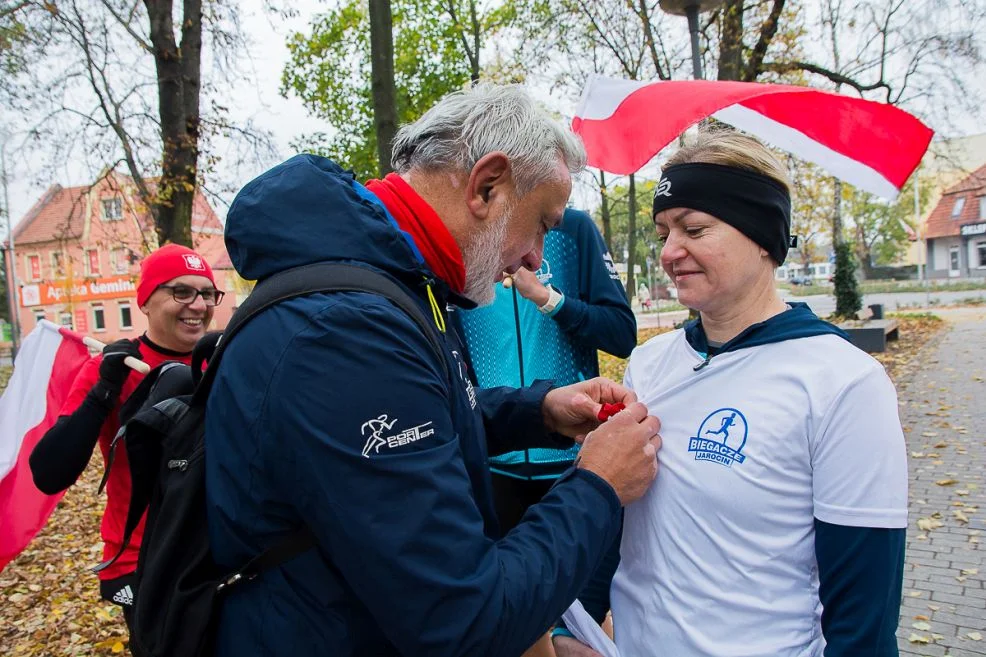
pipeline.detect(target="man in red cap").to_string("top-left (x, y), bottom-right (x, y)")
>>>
top-left (29, 243), bottom-right (222, 633)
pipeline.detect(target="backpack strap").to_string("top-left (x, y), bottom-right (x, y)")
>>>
top-left (192, 262), bottom-right (450, 404)
top-left (216, 526), bottom-right (316, 594)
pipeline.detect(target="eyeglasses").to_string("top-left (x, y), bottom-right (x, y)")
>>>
top-left (157, 284), bottom-right (225, 307)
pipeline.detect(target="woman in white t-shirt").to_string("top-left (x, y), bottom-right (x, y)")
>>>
top-left (553, 131), bottom-right (908, 657)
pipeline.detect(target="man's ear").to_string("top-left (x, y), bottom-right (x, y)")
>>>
top-left (466, 152), bottom-right (511, 222)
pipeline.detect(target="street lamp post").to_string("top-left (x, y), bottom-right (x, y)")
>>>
top-left (658, 0), bottom-right (725, 81)
top-left (1, 140), bottom-right (21, 359)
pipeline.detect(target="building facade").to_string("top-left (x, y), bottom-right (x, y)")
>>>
top-left (4, 172), bottom-right (238, 345)
top-left (923, 164), bottom-right (986, 280)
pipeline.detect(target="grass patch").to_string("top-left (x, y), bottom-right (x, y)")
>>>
top-left (787, 279), bottom-right (986, 296)
top-left (0, 366), bottom-right (10, 395)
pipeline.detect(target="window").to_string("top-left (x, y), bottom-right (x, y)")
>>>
top-left (978, 241), bottom-right (986, 268)
top-left (102, 197), bottom-right (123, 221)
top-left (59, 312), bottom-right (73, 328)
top-left (119, 303), bottom-right (133, 330)
top-left (110, 247), bottom-right (130, 274)
top-left (86, 249), bottom-right (101, 277)
top-left (952, 196), bottom-right (966, 218)
top-left (980, 197), bottom-right (986, 220)
top-left (92, 305), bottom-right (106, 332)
top-left (50, 251), bottom-right (66, 278)
top-left (26, 254), bottom-right (41, 281)
top-left (33, 311), bottom-right (46, 326)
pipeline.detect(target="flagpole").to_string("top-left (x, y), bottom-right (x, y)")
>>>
top-left (80, 336), bottom-right (150, 374)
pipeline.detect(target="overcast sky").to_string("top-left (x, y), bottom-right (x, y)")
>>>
top-left (4, 0), bottom-right (984, 236)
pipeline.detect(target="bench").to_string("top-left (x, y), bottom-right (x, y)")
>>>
top-left (840, 306), bottom-right (899, 353)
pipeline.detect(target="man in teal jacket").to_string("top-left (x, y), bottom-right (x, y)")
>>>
top-left (454, 208), bottom-right (636, 651)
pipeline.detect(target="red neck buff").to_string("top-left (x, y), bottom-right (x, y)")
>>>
top-left (365, 173), bottom-right (466, 295)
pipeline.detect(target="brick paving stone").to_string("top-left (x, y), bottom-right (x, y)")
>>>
top-left (896, 312), bottom-right (986, 656)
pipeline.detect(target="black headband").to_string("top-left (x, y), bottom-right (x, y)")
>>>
top-left (652, 162), bottom-right (793, 265)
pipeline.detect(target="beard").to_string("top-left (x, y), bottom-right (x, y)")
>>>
top-left (461, 205), bottom-right (511, 306)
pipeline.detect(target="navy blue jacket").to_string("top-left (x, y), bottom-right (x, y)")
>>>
top-left (204, 155), bottom-right (623, 657)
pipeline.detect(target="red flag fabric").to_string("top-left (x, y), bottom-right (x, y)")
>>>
top-left (0, 320), bottom-right (93, 571)
top-left (572, 75), bottom-right (934, 200)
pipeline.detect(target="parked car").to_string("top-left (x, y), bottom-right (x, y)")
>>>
top-left (789, 275), bottom-right (814, 286)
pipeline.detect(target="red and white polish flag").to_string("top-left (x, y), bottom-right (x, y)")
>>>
top-left (572, 75), bottom-right (934, 199)
top-left (0, 320), bottom-right (92, 572)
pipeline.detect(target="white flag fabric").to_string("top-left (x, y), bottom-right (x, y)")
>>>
top-left (0, 320), bottom-right (92, 571)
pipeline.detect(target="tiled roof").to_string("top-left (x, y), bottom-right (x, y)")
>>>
top-left (924, 164), bottom-right (986, 239)
top-left (12, 184), bottom-right (88, 245)
top-left (8, 171), bottom-right (225, 246)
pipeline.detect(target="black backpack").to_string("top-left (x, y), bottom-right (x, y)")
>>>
top-left (100, 262), bottom-right (450, 657)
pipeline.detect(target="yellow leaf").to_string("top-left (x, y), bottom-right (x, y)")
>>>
top-left (922, 431), bottom-right (939, 437)
top-left (961, 568), bottom-right (978, 575)
top-left (913, 621), bottom-right (932, 631)
top-left (936, 479), bottom-right (959, 486)
top-left (913, 614), bottom-right (929, 621)
top-left (933, 441), bottom-right (948, 448)
top-left (957, 490), bottom-right (970, 496)
top-left (908, 591), bottom-right (922, 597)
top-left (968, 632), bottom-right (983, 641)
top-left (911, 452), bottom-right (925, 458)
top-left (112, 642), bottom-right (125, 653)
top-left (908, 633), bottom-right (930, 644)
top-left (954, 510), bottom-right (970, 524)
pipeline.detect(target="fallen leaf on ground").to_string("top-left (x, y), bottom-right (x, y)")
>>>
top-left (912, 621), bottom-right (931, 631)
top-left (936, 479), bottom-right (959, 486)
top-left (968, 632), bottom-right (983, 641)
top-left (908, 633), bottom-right (930, 644)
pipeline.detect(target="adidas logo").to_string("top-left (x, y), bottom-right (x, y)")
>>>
top-left (112, 584), bottom-right (134, 606)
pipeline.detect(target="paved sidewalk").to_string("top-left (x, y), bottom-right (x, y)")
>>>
top-left (897, 309), bottom-right (986, 657)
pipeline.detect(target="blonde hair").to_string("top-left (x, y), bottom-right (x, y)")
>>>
top-left (665, 129), bottom-right (791, 195)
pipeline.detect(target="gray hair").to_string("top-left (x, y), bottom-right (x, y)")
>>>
top-left (391, 84), bottom-right (587, 196)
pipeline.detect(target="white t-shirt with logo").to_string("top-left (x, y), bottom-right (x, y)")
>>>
top-left (612, 330), bottom-right (908, 657)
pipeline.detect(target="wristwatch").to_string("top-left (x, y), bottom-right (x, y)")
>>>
top-left (537, 285), bottom-right (564, 315)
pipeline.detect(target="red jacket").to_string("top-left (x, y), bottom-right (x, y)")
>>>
top-left (60, 341), bottom-right (191, 580)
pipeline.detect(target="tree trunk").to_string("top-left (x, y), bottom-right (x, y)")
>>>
top-left (598, 170), bottom-right (613, 253)
top-left (145, 0), bottom-right (201, 247)
top-left (717, 0), bottom-right (744, 81)
top-left (369, 0), bottom-right (398, 177)
top-left (625, 174), bottom-right (638, 304)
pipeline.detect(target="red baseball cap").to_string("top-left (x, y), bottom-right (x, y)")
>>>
top-left (136, 244), bottom-right (216, 307)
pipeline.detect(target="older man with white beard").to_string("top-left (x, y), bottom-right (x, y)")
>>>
top-left (204, 84), bottom-right (664, 657)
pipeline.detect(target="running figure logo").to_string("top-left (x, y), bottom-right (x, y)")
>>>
top-left (706, 412), bottom-right (737, 443)
top-left (688, 408), bottom-right (748, 468)
top-left (360, 413), bottom-right (436, 458)
top-left (361, 414), bottom-right (396, 458)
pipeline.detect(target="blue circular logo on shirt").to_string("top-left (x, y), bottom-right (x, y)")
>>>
top-left (688, 408), bottom-right (748, 467)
